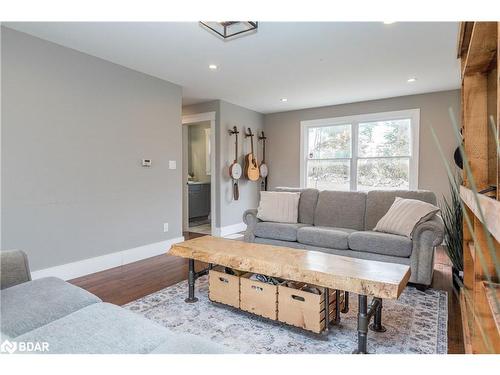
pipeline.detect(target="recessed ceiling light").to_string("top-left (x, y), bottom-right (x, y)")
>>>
top-left (383, 21), bottom-right (396, 25)
top-left (208, 64), bottom-right (218, 70)
top-left (280, 98), bottom-right (288, 102)
top-left (407, 77), bottom-right (417, 83)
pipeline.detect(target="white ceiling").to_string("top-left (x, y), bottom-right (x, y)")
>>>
top-left (5, 22), bottom-right (461, 114)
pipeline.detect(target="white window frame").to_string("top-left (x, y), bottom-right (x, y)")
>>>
top-left (299, 109), bottom-right (420, 191)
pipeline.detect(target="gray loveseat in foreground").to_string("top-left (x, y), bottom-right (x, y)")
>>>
top-left (0, 250), bottom-right (231, 354)
top-left (243, 188), bottom-right (444, 288)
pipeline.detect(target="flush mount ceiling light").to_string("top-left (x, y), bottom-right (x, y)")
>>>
top-left (280, 98), bottom-right (288, 102)
top-left (208, 64), bottom-right (218, 70)
top-left (383, 21), bottom-right (396, 24)
top-left (200, 21), bottom-right (258, 39)
top-left (407, 77), bottom-right (417, 83)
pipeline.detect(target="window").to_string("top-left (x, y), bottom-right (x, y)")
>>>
top-left (300, 109), bottom-right (419, 191)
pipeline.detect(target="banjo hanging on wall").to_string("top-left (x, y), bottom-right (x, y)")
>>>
top-left (228, 126), bottom-right (242, 200)
top-left (258, 131), bottom-right (268, 190)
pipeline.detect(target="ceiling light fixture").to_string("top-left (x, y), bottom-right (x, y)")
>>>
top-left (209, 64), bottom-right (218, 70)
top-left (383, 21), bottom-right (396, 25)
top-left (407, 77), bottom-right (417, 83)
top-left (280, 98), bottom-right (288, 102)
top-left (200, 21), bottom-right (258, 39)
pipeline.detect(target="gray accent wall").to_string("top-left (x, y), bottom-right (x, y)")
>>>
top-left (1, 27), bottom-right (183, 271)
top-left (264, 90), bottom-right (460, 201)
top-left (219, 101), bottom-right (264, 227)
top-left (183, 100), bottom-right (264, 229)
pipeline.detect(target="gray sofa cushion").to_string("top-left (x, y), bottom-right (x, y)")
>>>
top-left (254, 222), bottom-right (310, 242)
top-left (254, 237), bottom-right (411, 266)
top-left (297, 226), bottom-right (355, 250)
top-left (1, 277), bottom-right (101, 337)
top-left (15, 302), bottom-right (232, 354)
top-left (275, 187), bottom-right (319, 224)
top-left (348, 231), bottom-right (412, 258)
top-left (254, 237), bottom-right (307, 250)
top-left (364, 190), bottom-right (437, 230)
top-left (314, 190), bottom-right (367, 230)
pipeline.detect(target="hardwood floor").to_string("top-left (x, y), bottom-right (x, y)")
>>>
top-left (69, 232), bottom-right (204, 306)
top-left (432, 246), bottom-right (465, 354)
top-left (69, 233), bottom-right (464, 353)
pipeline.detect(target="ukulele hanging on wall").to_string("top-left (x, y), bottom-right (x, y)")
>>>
top-left (244, 128), bottom-right (260, 182)
top-left (228, 126), bottom-right (242, 200)
top-left (258, 131), bottom-right (268, 190)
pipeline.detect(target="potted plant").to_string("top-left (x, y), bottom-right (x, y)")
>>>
top-left (440, 175), bottom-right (463, 291)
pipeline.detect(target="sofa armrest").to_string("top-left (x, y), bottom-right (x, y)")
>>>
top-left (409, 215), bottom-right (445, 286)
top-left (412, 215), bottom-right (445, 246)
top-left (243, 209), bottom-right (260, 242)
top-left (1, 250), bottom-right (32, 290)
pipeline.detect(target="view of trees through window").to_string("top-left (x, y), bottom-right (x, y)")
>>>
top-left (306, 118), bottom-right (412, 191)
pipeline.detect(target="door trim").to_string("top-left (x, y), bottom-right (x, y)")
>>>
top-left (182, 111), bottom-right (216, 236)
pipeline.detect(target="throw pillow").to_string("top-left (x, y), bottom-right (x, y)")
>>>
top-left (374, 197), bottom-right (440, 238)
top-left (257, 191), bottom-right (301, 224)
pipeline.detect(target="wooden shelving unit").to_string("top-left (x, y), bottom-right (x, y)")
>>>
top-left (458, 22), bottom-right (500, 354)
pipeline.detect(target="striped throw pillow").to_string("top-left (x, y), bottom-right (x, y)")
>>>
top-left (257, 191), bottom-right (301, 224)
top-left (374, 197), bottom-right (440, 238)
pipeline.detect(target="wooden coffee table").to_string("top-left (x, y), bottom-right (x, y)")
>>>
top-left (170, 236), bottom-right (410, 354)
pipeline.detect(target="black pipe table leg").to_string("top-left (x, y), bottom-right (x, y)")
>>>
top-left (335, 290), bottom-right (341, 323)
top-left (353, 294), bottom-right (368, 354)
top-left (341, 291), bottom-right (349, 313)
top-left (324, 287), bottom-right (330, 332)
top-left (369, 297), bottom-right (387, 332)
top-left (185, 258), bottom-right (198, 303)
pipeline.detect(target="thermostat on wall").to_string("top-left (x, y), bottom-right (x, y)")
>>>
top-left (142, 159), bottom-right (152, 167)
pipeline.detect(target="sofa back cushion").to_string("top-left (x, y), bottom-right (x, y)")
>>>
top-left (364, 190), bottom-right (437, 230)
top-left (274, 187), bottom-right (319, 225)
top-left (313, 190), bottom-right (367, 230)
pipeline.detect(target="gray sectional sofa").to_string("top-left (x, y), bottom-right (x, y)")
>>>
top-left (243, 188), bottom-right (444, 287)
top-left (0, 250), bottom-right (231, 354)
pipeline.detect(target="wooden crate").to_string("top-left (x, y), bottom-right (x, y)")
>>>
top-left (208, 266), bottom-right (240, 308)
top-left (240, 274), bottom-right (278, 320)
top-left (278, 283), bottom-right (340, 333)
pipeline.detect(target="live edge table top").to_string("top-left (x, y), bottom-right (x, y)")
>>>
top-left (169, 236), bottom-right (410, 300)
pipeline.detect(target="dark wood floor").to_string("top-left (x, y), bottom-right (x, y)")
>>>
top-left (69, 232), bottom-right (464, 354)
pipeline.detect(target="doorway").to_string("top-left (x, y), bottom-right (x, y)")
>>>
top-left (182, 112), bottom-right (216, 236)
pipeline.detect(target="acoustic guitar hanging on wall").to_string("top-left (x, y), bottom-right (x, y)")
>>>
top-left (228, 126), bottom-right (242, 200)
top-left (244, 127), bottom-right (260, 181)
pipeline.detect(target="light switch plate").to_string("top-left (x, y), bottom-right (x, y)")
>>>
top-left (169, 160), bottom-right (176, 170)
top-left (163, 223), bottom-right (169, 232)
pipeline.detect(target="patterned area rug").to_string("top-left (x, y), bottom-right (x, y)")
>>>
top-left (124, 276), bottom-right (447, 354)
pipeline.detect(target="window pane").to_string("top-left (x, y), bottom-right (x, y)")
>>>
top-left (357, 158), bottom-right (409, 191)
top-left (307, 160), bottom-right (350, 191)
top-left (308, 125), bottom-right (351, 159)
top-left (358, 119), bottom-right (410, 157)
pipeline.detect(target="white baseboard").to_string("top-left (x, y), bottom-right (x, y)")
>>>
top-left (214, 222), bottom-right (247, 238)
top-left (31, 236), bottom-right (185, 281)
